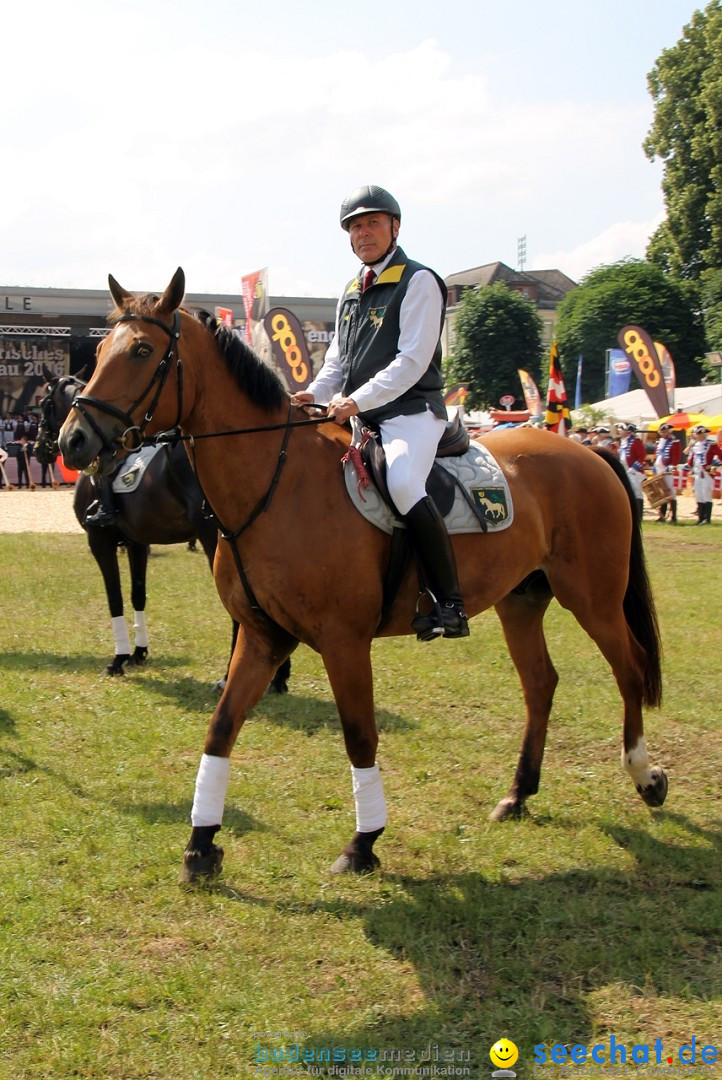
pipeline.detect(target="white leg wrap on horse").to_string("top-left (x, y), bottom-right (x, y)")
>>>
top-left (191, 753), bottom-right (231, 827)
top-left (351, 764), bottom-right (387, 832)
top-left (622, 737), bottom-right (652, 786)
top-left (132, 611), bottom-right (148, 648)
top-left (111, 615), bottom-right (131, 655)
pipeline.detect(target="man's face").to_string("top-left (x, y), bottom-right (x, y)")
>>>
top-left (348, 212), bottom-right (398, 265)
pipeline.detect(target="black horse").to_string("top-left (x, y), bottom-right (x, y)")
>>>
top-left (35, 371), bottom-right (290, 691)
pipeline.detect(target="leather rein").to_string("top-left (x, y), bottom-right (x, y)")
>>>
top-left (69, 309), bottom-right (331, 617)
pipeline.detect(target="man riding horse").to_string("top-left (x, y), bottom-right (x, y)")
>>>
top-left (291, 185), bottom-right (468, 642)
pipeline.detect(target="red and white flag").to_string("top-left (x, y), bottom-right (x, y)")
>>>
top-left (544, 340), bottom-right (571, 435)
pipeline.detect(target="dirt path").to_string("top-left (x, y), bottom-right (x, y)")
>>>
top-left (0, 484), bottom-right (708, 533)
top-left (0, 488), bottom-right (83, 533)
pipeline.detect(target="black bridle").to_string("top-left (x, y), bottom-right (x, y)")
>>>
top-left (68, 307), bottom-right (333, 617)
top-left (70, 311), bottom-right (183, 459)
top-left (36, 374), bottom-right (87, 458)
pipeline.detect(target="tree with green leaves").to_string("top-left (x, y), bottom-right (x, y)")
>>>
top-left (644, 1), bottom-right (722, 280)
top-left (445, 283), bottom-right (543, 411)
top-left (554, 260), bottom-right (706, 403)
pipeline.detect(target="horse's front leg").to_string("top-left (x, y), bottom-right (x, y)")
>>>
top-left (322, 642), bottom-right (385, 874)
top-left (86, 529), bottom-right (132, 675)
top-left (126, 542), bottom-right (150, 667)
top-left (180, 625), bottom-right (294, 884)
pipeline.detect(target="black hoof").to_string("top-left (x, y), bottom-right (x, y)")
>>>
top-left (129, 646), bottom-right (148, 667)
top-left (489, 796), bottom-right (526, 822)
top-left (105, 654), bottom-right (129, 676)
top-left (266, 678), bottom-right (289, 695)
top-left (179, 844), bottom-right (224, 884)
top-left (637, 767), bottom-right (668, 808)
top-left (329, 828), bottom-right (383, 874)
top-left (329, 850), bottom-right (380, 875)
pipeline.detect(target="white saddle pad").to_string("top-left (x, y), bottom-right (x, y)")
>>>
top-left (112, 444), bottom-right (163, 494)
top-left (344, 440), bottom-right (514, 535)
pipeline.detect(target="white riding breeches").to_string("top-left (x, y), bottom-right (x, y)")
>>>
top-left (378, 410), bottom-right (447, 516)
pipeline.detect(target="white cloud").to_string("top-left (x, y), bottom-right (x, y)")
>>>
top-left (0, 18), bottom-right (670, 295)
top-left (532, 213), bottom-right (666, 283)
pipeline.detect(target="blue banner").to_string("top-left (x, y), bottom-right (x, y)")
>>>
top-left (574, 354), bottom-right (583, 410)
top-left (607, 348), bottom-right (632, 398)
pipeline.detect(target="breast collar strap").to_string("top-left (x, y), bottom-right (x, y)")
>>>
top-left (71, 310), bottom-right (183, 456)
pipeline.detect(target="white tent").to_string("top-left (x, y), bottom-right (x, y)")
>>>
top-left (574, 384), bottom-right (722, 428)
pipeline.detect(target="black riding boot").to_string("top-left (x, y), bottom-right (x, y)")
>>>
top-left (669, 499), bottom-right (677, 524)
top-left (405, 496), bottom-right (469, 641)
top-left (85, 477), bottom-right (118, 527)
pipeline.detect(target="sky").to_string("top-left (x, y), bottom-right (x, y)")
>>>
top-left (0, 0), bottom-right (706, 300)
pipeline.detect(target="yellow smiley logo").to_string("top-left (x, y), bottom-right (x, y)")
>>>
top-left (490, 1039), bottom-right (519, 1069)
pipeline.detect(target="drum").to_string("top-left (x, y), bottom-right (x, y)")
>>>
top-left (642, 474), bottom-right (670, 508)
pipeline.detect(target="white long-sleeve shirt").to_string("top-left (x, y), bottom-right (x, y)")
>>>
top-left (306, 250), bottom-right (444, 415)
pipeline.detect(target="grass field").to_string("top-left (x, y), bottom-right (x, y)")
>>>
top-left (0, 523), bottom-right (720, 1079)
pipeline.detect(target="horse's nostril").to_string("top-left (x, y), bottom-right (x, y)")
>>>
top-left (69, 429), bottom-right (86, 453)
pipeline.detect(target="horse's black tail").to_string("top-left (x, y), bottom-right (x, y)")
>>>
top-left (593, 448), bottom-right (663, 708)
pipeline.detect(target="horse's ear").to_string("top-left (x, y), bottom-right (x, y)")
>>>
top-left (42, 363), bottom-right (55, 383)
top-left (75, 365), bottom-right (88, 381)
top-left (109, 274), bottom-right (133, 312)
top-left (157, 267), bottom-right (185, 315)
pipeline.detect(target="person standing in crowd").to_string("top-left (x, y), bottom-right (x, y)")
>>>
top-left (15, 434), bottom-right (31, 488)
top-left (291, 184), bottom-right (468, 642)
top-left (592, 425), bottom-right (618, 454)
top-left (653, 422), bottom-right (682, 523)
top-left (1, 413), bottom-right (15, 448)
top-left (616, 422), bottom-right (647, 521)
top-left (685, 424), bottom-right (722, 524)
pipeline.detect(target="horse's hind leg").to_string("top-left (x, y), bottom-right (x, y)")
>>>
top-left (550, 563), bottom-right (668, 809)
top-left (578, 612), bottom-right (668, 809)
top-left (489, 577), bottom-right (557, 821)
top-left (322, 641), bottom-right (385, 874)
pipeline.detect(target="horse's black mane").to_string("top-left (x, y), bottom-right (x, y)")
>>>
top-left (193, 309), bottom-right (288, 413)
top-left (108, 295), bottom-right (289, 413)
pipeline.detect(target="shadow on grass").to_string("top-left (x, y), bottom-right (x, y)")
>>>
top-left (115, 799), bottom-right (269, 836)
top-left (0, 746), bottom-right (89, 798)
top-left (0, 707), bottom-right (16, 735)
top-left (255, 694), bottom-right (416, 736)
top-left (0, 650), bottom-right (189, 677)
top-left (214, 814), bottom-right (721, 1066)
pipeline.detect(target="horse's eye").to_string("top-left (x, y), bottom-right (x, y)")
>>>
top-left (135, 342), bottom-right (153, 359)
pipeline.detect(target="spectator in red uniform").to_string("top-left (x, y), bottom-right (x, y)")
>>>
top-left (653, 423), bottom-right (682, 523)
top-left (616, 422), bottom-right (647, 522)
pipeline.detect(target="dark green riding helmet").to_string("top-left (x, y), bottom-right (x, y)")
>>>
top-left (339, 185), bottom-right (401, 230)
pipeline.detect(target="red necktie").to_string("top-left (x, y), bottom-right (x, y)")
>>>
top-left (362, 268), bottom-right (375, 293)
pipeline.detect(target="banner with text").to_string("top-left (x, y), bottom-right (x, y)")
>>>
top-left (263, 308), bottom-right (313, 392)
top-left (0, 333), bottom-right (70, 416)
top-left (655, 340), bottom-right (676, 397)
top-left (517, 369), bottom-right (542, 417)
top-left (606, 348), bottom-right (632, 398)
top-left (617, 325), bottom-right (670, 418)
top-left (241, 268), bottom-right (270, 362)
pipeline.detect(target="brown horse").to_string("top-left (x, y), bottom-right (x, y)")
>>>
top-left (59, 269), bottom-right (668, 883)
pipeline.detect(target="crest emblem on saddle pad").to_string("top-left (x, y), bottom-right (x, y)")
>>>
top-left (120, 463), bottom-right (142, 488)
top-left (471, 486), bottom-right (509, 524)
